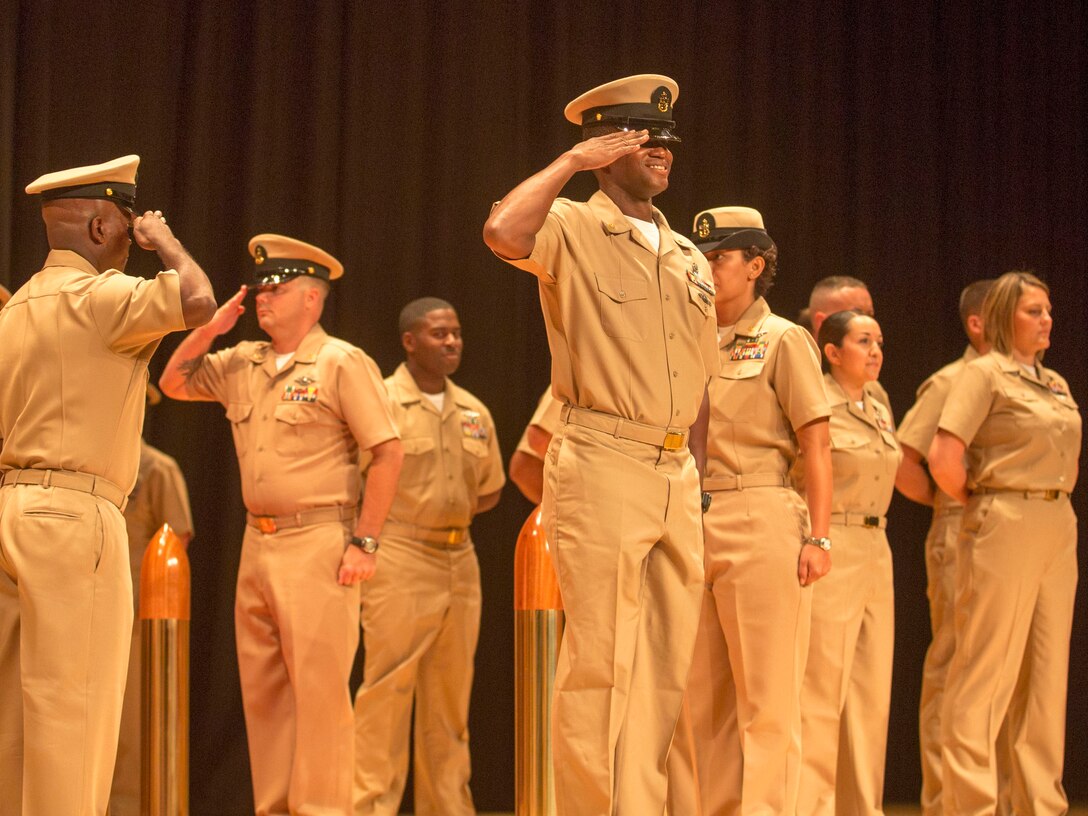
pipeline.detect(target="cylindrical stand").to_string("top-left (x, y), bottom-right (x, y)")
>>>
top-left (139, 523), bottom-right (191, 816)
top-left (514, 506), bottom-right (564, 816)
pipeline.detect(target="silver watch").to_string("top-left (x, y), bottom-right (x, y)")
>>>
top-left (350, 535), bottom-right (380, 554)
top-left (804, 535), bottom-right (832, 552)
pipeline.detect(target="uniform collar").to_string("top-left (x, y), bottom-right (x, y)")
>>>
top-left (962, 344), bottom-right (981, 364)
top-left (245, 323), bottom-right (328, 381)
top-left (588, 189), bottom-right (684, 258)
top-left (825, 372), bottom-right (885, 431)
top-left (390, 362), bottom-right (463, 417)
top-left (990, 350), bottom-right (1047, 386)
top-left (724, 297), bottom-right (771, 347)
top-left (43, 249), bottom-right (100, 276)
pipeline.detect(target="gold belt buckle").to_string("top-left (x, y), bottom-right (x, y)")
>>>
top-left (257, 516), bottom-right (277, 534)
top-left (1043, 490), bottom-right (1060, 501)
top-left (863, 515), bottom-right (880, 528)
top-left (446, 529), bottom-right (462, 545)
top-left (662, 431), bottom-right (685, 451)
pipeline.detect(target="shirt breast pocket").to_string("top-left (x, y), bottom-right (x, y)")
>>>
top-left (400, 436), bottom-right (437, 487)
top-left (273, 403), bottom-right (321, 456)
top-left (595, 273), bottom-right (648, 340)
top-left (1000, 386), bottom-right (1041, 427)
top-left (225, 402), bottom-right (253, 457)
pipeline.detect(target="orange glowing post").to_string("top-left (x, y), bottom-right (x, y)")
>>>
top-left (514, 506), bottom-right (564, 816)
top-left (139, 523), bottom-right (190, 816)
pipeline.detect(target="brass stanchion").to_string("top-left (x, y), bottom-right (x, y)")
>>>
top-left (514, 506), bottom-right (564, 816)
top-left (139, 523), bottom-right (190, 816)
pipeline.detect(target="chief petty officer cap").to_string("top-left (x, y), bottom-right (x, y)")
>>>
top-left (24, 154), bottom-right (140, 213)
top-left (564, 74), bottom-right (681, 145)
top-left (692, 206), bottom-right (775, 254)
top-left (248, 233), bottom-right (344, 286)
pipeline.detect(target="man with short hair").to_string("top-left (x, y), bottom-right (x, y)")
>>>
top-left (894, 279), bottom-right (1003, 816)
top-left (353, 297), bottom-right (504, 816)
top-left (159, 234), bottom-right (403, 815)
top-left (484, 74), bottom-right (718, 815)
top-left (0, 154), bottom-right (215, 815)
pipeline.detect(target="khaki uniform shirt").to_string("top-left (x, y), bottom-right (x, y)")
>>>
top-left (897, 346), bottom-right (980, 510)
top-left (183, 323), bottom-right (398, 515)
top-left (501, 190), bottom-right (719, 429)
top-left (514, 388), bottom-right (563, 460)
top-left (708, 298), bottom-right (829, 481)
top-left (125, 441), bottom-right (194, 553)
top-left (378, 364), bottom-right (505, 529)
top-left (938, 351), bottom-right (1081, 492)
top-left (866, 380), bottom-right (895, 426)
top-left (823, 375), bottom-right (902, 516)
top-left (0, 250), bottom-right (185, 491)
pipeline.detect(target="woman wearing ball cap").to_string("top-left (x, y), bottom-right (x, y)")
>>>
top-left (667, 206), bottom-right (832, 816)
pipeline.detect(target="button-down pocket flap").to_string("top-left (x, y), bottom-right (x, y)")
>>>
top-left (1002, 386), bottom-right (1038, 401)
top-left (831, 432), bottom-right (868, 449)
top-left (595, 274), bottom-right (648, 304)
top-left (718, 360), bottom-right (765, 380)
top-left (226, 403), bottom-right (253, 423)
top-left (402, 436), bottom-right (437, 455)
top-left (1055, 392), bottom-right (1079, 409)
top-left (880, 429), bottom-right (898, 448)
top-left (461, 437), bottom-right (489, 457)
top-left (273, 403), bottom-right (317, 426)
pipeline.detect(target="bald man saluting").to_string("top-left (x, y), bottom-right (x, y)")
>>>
top-left (0, 155), bottom-right (215, 816)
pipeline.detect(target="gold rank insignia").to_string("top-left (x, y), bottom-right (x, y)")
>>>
top-left (460, 410), bottom-right (487, 440)
top-left (697, 216), bottom-right (711, 239)
top-left (283, 377), bottom-right (319, 402)
top-left (255, 245), bottom-right (266, 264)
top-left (656, 87), bottom-right (671, 112)
top-left (729, 339), bottom-right (769, 361)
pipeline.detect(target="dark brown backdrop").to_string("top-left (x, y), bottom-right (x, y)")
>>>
top-left (1, 1), bottom-right (1085, 812)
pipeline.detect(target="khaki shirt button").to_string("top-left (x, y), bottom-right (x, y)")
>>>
top-left (619, 290), bottom-right (626, 299)
top-left (262, 414), bottom-right (269, 420)
top-left (664, 294), bottom-right (671, 301)
top-left (257, 445), bottom-right (264, 452)
top-left (672, 370), bottom-right (679, 378)
top-left (1059, 476), bottom-right (1066, 482)
top-left (669, 332), bottom-right (675, 339)
top-left (675, 410), bottom-right (680, 417)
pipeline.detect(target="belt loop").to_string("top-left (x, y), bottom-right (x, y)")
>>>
top-left (42, 470), bottom-right (52, 488)
top-left (735, 474), bottom-right (743, 491)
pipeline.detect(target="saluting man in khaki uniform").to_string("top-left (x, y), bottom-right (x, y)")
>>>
top-left (893, 280), bottom-right (1004, 816)
top-left (484, 74), bottom-right (719, 816)
top-left (353, 297), bottom-right (505, 816)
top-left (930, 271), bottom-right (1080, 816)
top-left (797, 310), bottom-right (901, 816)
top-left (666, 208), bottom-right (832, 816)
top-left (110, 384), bottom-right (196, 816)
top-left (0, 155), bottom-right (215, 816)
top-left (808, 277), bottom-right (894, 421)
top-left (509, 388), bottom-right (563, 504)
top-left (159, 235), bottom-right (403, 816)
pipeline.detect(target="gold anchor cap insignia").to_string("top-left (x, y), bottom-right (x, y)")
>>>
top-left (254, 245), bottom-right (266, 264)
top-left (697, 216), bottom-right (711, 239)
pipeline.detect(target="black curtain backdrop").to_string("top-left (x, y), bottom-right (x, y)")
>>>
top-left (2, 2), bottom-right (1085, 812)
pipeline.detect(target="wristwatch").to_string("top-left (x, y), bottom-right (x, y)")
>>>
top-left (803, 535), bottom-right (832, 552)
top-left (350, 535), bottom-right (380, 554)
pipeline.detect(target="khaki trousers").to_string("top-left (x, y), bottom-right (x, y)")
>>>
top-left (544, 423), bottom-right (704, 816)
top-left (799, 525), bottom-right (894, 816)
top-left (236, 522), bottom-right (361, 816)
top-left (941, 493), bottom-right (1077, 816)
top-left (0, 483), bottom-right (132, 816)
top-left (668, 487), bottom-right (813, 816)
top-left (353, 535), bottom-right (481, 816)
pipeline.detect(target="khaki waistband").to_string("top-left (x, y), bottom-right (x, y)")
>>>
top-left (383, 520), bottom-right (470, 547)
top-left (246, 504), bottom-right (357, 534)
top-left (1, 468), bottom-right (128, 512)
top-left (973, 487), bottom-right (1069, 502)
top-left (830, 511), bottom-right (887, 529)
top-left (703, 472), bottom-right (790, 492)
top-left (560, 405), bottom-right (687, 451)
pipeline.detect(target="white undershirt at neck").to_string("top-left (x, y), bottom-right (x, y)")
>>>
top-left (717, 324), bottom-right (736, 342)
top-left (274, 352), bottom-right (293, 371)
top-left (628, 216), bottom-right (660, 252)
top-left (422, 391), bottom-right (445, 412)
